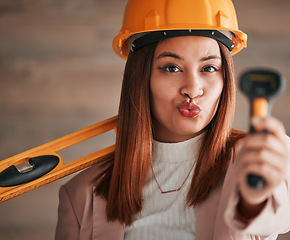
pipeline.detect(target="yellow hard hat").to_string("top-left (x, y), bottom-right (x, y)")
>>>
top-left (113, 0), bottom-right (247, 60)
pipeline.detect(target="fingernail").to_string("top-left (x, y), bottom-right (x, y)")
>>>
top-left (251, 116), bottom-right (263, 125)
top-left (251, 117), bottom-right (265, 133)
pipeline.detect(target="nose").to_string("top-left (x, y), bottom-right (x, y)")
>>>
top-left (180, 74), bottom-right (204, 100)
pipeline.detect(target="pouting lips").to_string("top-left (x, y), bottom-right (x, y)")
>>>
top-left (177, 102), bottom-right (201, 118)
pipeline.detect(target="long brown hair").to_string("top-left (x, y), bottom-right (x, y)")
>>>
top-left (95, 41), bottom-right (245, 224)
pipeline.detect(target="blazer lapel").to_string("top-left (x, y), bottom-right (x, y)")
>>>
top-left (92, 190), bottom-right (125, 240)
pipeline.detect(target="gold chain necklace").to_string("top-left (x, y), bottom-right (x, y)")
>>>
top-left (150, 161), bottom-right (195, 194)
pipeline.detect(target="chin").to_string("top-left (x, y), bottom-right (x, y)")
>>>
top-left (176, 127), bottom-right (204, 138)
top-left (178, 120), bottom-right (205, 133)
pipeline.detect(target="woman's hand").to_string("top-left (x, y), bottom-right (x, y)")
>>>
top-left (236, 116), bottom-right (290, 217)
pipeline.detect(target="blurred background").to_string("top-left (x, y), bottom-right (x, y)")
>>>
top-left (0, 0), bottom-right (289, 239)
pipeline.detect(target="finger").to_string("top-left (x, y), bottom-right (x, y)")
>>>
top-left (243, 161), bottom-right (285, 188)
top-left (241, 133), bottom-right (287, 159)
top-left (241, 148), bottom-right (287, 172)
top-left (251, 116), bottom-right (286, 139)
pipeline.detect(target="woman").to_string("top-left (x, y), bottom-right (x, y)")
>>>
top-left (55, 0), bottom-right (290, 239)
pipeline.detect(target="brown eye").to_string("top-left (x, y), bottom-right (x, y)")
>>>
top-left (202, 66), bottom-right (218, 72)
top-left (159, 65), bottom-right (181, 73)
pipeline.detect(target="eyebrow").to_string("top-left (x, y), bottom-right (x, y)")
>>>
top-left (155, 52), bottom-right (221, 62)
top-left (155, 52), bottom-right (184, 61)
top-left (200, 55), bottom-right (221, 61)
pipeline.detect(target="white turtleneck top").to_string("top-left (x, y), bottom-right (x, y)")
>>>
top-left (124, 134), bottom-right (203, 240)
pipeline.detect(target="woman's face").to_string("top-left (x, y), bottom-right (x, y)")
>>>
top-left (150, 36), bottom-right (224, 143)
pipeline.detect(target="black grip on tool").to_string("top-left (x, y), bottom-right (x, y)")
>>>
top-left (246, 127), bottom-right (267, 189)
top-left (247, 174), bottom-right (266, 189)
top-left (0, 155), bottom-right (59, 187)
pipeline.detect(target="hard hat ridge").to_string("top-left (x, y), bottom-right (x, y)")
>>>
top-left (113, 0), bottom-right (247, 59)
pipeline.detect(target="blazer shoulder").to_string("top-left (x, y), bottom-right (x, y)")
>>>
top-left (64, 164), bottom-right (101, 192)
top-left (60, 163), bottom-right (105, 217)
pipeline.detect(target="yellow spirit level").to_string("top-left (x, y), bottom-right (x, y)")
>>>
top-left (0, 116), bottom-right (118, 203)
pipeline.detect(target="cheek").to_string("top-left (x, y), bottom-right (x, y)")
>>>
top-left (150, 82), bottom-right (170, 118)
top-left (150, 79), bottom-right (162, 118)
top-left (213, 83), bottom-right (224, 103)
top-left (150, 75), bottom-right (177, 111)
top-left (205, 80), bottom-right (224, 112)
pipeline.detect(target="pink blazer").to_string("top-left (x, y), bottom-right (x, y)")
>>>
top-left (55, 150), bottom-right (290, 239)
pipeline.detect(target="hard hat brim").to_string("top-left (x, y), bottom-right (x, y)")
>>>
top-left (131, 30), bottom-right (235, 53)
